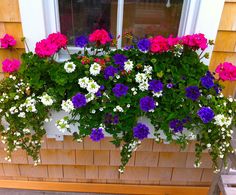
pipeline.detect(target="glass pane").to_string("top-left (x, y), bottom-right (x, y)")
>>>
top-left (122, 0), bottom-right (183, 44)
top-left (58, 0), bottom-right (117, 45)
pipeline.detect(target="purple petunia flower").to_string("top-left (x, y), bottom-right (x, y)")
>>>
top-left (185, 86), bottom-right (200, 101)
top-left (104, 66), bottom-right (118, 80)
top-left (137, 38), bottom-right (151, 52)
top-left (133, 123), bottom-right (150, 140)
top-left (112, 83), bottom-right (129, 97)
top-left (148, 80), bottom-right (163, 92)
top-left (201, 72), bottom-right (214, 89)
top-left (104, 113), bottom-right (119, 125)
top-left (169, 119), bottom-right (184, 133)
top-left (113, 54), bottom-right (128, 70)
top-left (140, 96), bottom-right (156, 112)
top-left (124, 45), bottom-right (134, 50)
top-left (72, 93), bottom-right (87, 108)
top-left (197, 107), bottom-right (214, 123)
top-left (74, 35), bottom-right (88, 48)
top-left (90, 127), bottom-right (105, 142)
top-left (213, 84), bottom-right (222, 94)
top-left (95, 85), bottom-right (105, 97)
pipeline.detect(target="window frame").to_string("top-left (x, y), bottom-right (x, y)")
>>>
top-left (19, 0), bottom-right (225, 65)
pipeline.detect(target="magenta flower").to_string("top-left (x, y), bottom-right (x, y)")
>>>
top-left (47, 32), bottom-right (68, 50)
top-left (89, 29), bottom-right (112, 45)
top-left (35, 39), bottom-right (58, 58)
top-left (0, 34), bottom-right (16, 48)
top-left (2, 59), bottom-right (20, 73)
top-left (215, 62), bottom-right (236, 81)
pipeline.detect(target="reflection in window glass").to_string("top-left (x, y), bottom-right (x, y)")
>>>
top-left (123, 0), bottom-right (183, 38)
top-left (59, 0), bottom-right (117, 45)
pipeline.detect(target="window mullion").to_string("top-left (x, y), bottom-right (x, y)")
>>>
top-left (116, 0), bottom-right (124, 49)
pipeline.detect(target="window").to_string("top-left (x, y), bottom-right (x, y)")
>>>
top-left (58, 0), bottom-right (184, 47)
top-left (19, 0), bottom-right (225, 65)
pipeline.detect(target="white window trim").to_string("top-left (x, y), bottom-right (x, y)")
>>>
top-left (19, 0), bottom-right (224, 64)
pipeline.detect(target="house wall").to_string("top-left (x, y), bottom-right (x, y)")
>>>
top-left (0, 0), bottom-right (235, 188)
top-left (209, 0), bottom-right (236, 97)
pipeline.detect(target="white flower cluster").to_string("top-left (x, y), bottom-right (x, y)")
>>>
top-left (78, 77), bottom-right (100, 94)
top-left (86, 93), bottom-right (95, 102)
top-left (124, 60), bottom-right (134, 72)
top-left (90, 62), bottom-right (101, 76)
top-left (64, 61), bottom-right (76, 73)
top-left (135, 67), bottom-right (152, 91)
top-left (55, 117), bottom-right (70, 133)
top-left (113, 105), bottom-right (124, 112)
top-left (214, 114), bottom-right (232, 128)
top-left (39, 93), bottom-right (54, 106)
top-left (61, 99), bottom-right (74, 113)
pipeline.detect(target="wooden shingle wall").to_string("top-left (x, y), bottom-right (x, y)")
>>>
top-left (0, 0), bottom-right (25, 78)
top-left (209, 0), bottom-right (236, 97)
top-left (0, 137), bottom-right (213, 185)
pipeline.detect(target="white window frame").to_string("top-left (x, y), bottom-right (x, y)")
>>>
top-left (19, 0), bottom-right (224, 65)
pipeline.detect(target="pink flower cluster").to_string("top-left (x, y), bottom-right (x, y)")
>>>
top-left (0, 34), bottom-right (16, 48)
top-left (2, 59), bottom-right (20, 73)
top-left (181, 33), bottom-right (207, 50)
top-left (35, 32), bottom-right (68, 58)
top-left (149, 33), bottom-right (208, 53)
top-left (215, 62), bottom-right (236, 81)
top-left (89, 29), bottom-right (112, 45)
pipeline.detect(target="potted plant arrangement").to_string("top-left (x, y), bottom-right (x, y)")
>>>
top-left (0, 29), bottom-right (235, 173)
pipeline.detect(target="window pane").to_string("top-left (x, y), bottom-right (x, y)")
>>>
top-left (58, 0), bottom-right (117, 45)
top-left (122, 0), bottom-right (183, 44)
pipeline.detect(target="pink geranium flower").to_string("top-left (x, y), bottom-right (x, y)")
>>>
top-left (215, 62), bottom-right (236, 81)
top-left (2, 59), bottom-right (21, 73)
top-left (149, 36), bottom-right (169, 53)
top-left (89, 29), bottom-right (112, 45)
top-left (48, 32), bottom-right (68, 50)
top-left (0, 34), bottom-right (16, 48)
top-left (167, 35), bottom-right (180, 46)
top-left (35, 39), bottom-right (58, 58)
top-left (181, 33), bottom-right (207, 50)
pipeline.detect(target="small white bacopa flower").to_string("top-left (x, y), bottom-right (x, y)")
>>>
top-left (61, 99), bottom-right (74, 113)
top-left (64, 61), bottom-right (76, 73)
top-left (39, 93), bottom-right (54, 106)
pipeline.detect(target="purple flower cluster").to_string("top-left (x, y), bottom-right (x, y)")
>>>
top-left (140, 96), bottom-right (156, 112)
top-left (90, 127), bottom-right (105, 142)
top-left (104, 66), bottom-right (118, 80)
top-left (74, 35), bottom-right (88, 48)
top-left (133, 123), bottom-right (150, 140)
top-left (201, 71), bottom-right (214, 89)
top-left (167, 83), bottom-right (173, 88)
top-left (197, 107), bottom-right (214, 123)
top-left (148, 79), bottom-right (163, 92)
top-left (137, 38), bottom-right (151, 52)
top-left (169, 119), bottom-right (184, 133)
top-left (185, 86), bottom-right (200, 101)
top-left (104, 113), bottom-right (119, 125)
top-left (113, 54), bottom-right (128, 70)
top-left (112, 83), bottom-right (129, 97)
top-left (72, 93), bottom-right (87, 108)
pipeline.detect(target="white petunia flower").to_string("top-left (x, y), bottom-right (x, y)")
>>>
top-left (87, 80), bottom-right (100, 93)
top-left (89, 62), bottom-right (101, 76)
top-left (138, 81), bottom-right (149, 91)
top-left (39, 93), bottom-right (54, 106)
top-left (64, 61), bottom-right (76, 73)
top-left (124, 60), bottom-right (134, 72)
top-left (143, 65), bottom-right (153, 74)
top-left (153, 91), bottom-right (163, 98)
top-left (78, 77), bottom-right (89, 88)
top-left (135, 73), bottom-right (147, 83)
top-left (61, 99), bottom-right (74, 113)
